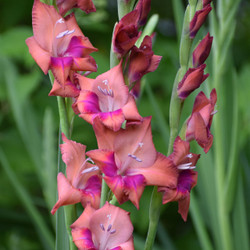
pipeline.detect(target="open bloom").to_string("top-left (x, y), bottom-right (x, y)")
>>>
top-left (186, 88), bottom-right (217, 153)
top-left (87, 117), bottom-right (177, 208)
top-left (112, 10), bottom-right (140, 56)
top-left (56, 0), bottom-right (96, 16)
top-left (177, 64), bottom-right (209, 99)
top-left (71, 202), bottom-right (134, 250)
top-left (159, 136), bottom-right (200, 221)
top-left (128, 35), bottom-right (162, 84)
top-left (26, 0), bottom-right (97, 96)
top-left (189, 4), bottom-right (212, 39)
top-left (51, 134), bottom-right (101, 214)
top-left (193, 33), bottom-right (213, 67)
top-left (76, 62), bottom-right (142, 131)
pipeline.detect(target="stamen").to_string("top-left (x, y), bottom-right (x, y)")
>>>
top-left (103, 79), bottom-right (108, 85)
top-left (138, 142), bottom-right (143, 148)
top-left (110, 229), bottom-right (116, 234)
top-left (100, 224), bottom-right (105, 231)
top-left (97, 86), bottom-right (114, 97)
top-left (128, 154), bottom-right (142, 162)
top-left (186, 153), bottom-right (193, 158)
top-left (56, 29), bottom-right (75, 39)
top-left (211, 110), bottom-right (218, 115)
top-left (56, 18), bottom-right (64, 24)
top-left (178, 162), bottom-right (196, 170)
top-left (81, 166), bottom-right (99, 174)
top-left (107, 224), bottom-right (112, 232)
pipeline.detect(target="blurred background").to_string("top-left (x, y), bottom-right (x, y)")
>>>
top-left (0, 0), bottom-right (249, 249)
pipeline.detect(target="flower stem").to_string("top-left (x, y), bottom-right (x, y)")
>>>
top-left (48, 71), bottom-right (77, 250)
top-left (117, 0), bottom-right (136, 20)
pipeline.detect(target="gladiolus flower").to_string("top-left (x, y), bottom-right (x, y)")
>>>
top-left (76, 62), bottom-right (142, 131)
top-left (159, 136), bottom-right (200, 221)
top-left (51, 134), bottom-right (101, 214)
top-left (177, 64), bottom-right (209, 99)
top-left (113, 10), bottom-right (140, 56)
top-left (87, 117), bottom-right (177, 208)
top-left (128, 35), bottom-right (162, 84)
top-left (56, 0), bottom-right (96, 16)
top-left (26, 0), bottom-right (97, 96)
top-left (71, 202), bottom-right (134, 250)
top-left (186, 88), bottom-right (217, 153)
top-left (189, 5), bottom-right (212, 39)
top-left (193, 33), bottom-right (213, 67)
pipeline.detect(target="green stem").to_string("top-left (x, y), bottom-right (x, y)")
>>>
top-left (48, 71), bottom-right (77, 250)
top-left (144, 187), bottom-right (162, 250)
top-left (100, 178), bottom-right (109, 207)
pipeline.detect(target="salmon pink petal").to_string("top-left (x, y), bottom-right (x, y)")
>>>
top-left (26, 37), bottom-right (51, 74)
top-left (60, 133), bottom-right (87, 182)
top-left (114, 117), bottom-right (157, 169)
top-left (65, 36), bottom-right (98, 58)
top-left (72, 56), bottom-right (97, 72)
top-left (89, 202), bottom-right (133, 250)
top-left (122, 95), bottom-right (142, 122)
top-left (64, 12), bottom-right (84, 37)
top-left (124, 175), bottom-right (145, 209)
top-left (77, 90), bottom-right (101, 114)
top-left (51, 173), bottom-right (82, 215)
top-left (50, 57), bottom-right (73, 85)
top-left (75, 73), bottom-right (94, 91)
top-left (72, 228), bottom-right (95, 250)
top-left (86, 150), bottom-right (117, 177)
top-left (105, 175), bottom-right (127, 204)
top-left (71, 203), bottom-right (96, 229)
top-left (32, 0), bottom-right (64, 51)
top-left (92, 117), bottom-right (116, 150)
top-left (49, 78), bottom-right (80, 97)
top-left (134, 153), bottom-right (177, 187)
top-left (92, 62), bottom-right (128, 112)
top-left (117, 237), bottom-right (134, 250)
top-left (99, 109), bottom-right (125, 132)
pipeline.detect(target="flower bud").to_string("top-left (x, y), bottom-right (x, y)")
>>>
top-left (192, 33), bottom-right (213, 67)
top-left (189, 4), bottom-right (212, 39)
top-left (177, 64), bottom-right (208, 99)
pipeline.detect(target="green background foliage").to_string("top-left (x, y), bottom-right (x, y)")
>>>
top-left (0, 0), bottom-right (249, 249)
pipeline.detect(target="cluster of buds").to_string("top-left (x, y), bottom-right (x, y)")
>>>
top-left (26, 0), bottom-right (217, 248)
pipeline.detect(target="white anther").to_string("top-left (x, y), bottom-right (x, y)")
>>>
top-left (56, 18), bottom-right (64, 24)
top-left (138, 142), bottom-right (144, 148)
top-left (211, 110), bottom-right (218, 115)
top-left (103, 79), bottom-right (109, 85)
top-left (56, 29), bottom-right (75, 39)
top-left (178, 162), bottom-right (196, 170)
top-left (186, 153), bottom-right (193, 158)
top-left (81, 166), bottom-right (99, 174)
top-left (107, 214), bottom-right (112, 220)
